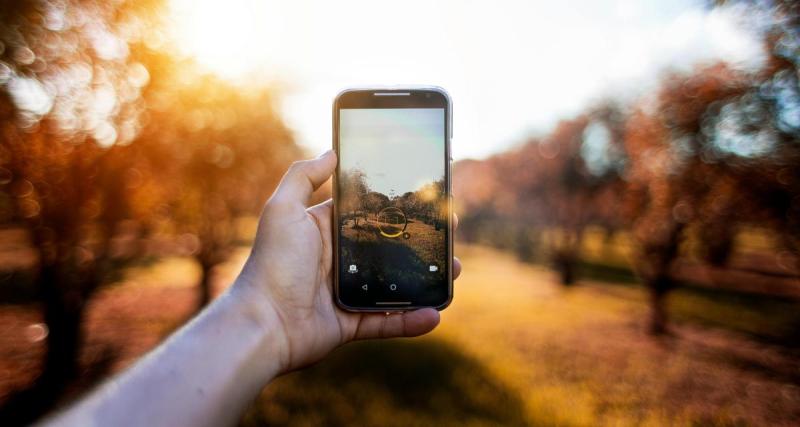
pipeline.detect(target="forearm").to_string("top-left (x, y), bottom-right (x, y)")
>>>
top-left (43, 279), bottom-right (284, 427)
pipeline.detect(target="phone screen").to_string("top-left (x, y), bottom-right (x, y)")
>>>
top-left (337, 105), bottom-right (449, 308)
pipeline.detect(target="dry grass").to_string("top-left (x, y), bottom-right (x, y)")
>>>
top-left (341, 217), bottom-right (446, 268)
top-left (1, 244), bottom-right (798, 426)
top-left (244, 245), bottom-right (800, 426)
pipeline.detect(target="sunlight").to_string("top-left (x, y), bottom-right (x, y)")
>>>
top-left (165, 0), bottom-right (764, 160)
top-left (168, 0), bottom-right (279, 78)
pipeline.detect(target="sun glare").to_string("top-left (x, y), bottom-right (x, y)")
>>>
top-left (165, 0), bottom-right (764, 160)
top-left (168, 0), bottom-right (277, 78)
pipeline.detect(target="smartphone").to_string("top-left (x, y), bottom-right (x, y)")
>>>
top-left (333, 87), bottom-right (453, 312)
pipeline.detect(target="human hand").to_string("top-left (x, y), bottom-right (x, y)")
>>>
top-left (235, 150), bottom-right (461, 372)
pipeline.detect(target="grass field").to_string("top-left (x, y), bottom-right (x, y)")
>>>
top-left (1, 244), bottom-right (798, 426)
top-left (242, 245), bottom-right (800, 426)
top-left (341, 217), bottom-right (446, 268)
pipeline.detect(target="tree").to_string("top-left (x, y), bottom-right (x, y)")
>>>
top-left (133, 49), bottom-right (300, 309)
top-left (339, 168), bottom-right (369, 226)
top-left (0, 0), bottom-right (162, 422)
top-left (458, 104), bottom-right (627, 285)
top-left (362, 192), bottom-right (390, 220)
top-left (623, 0), bottom-right (800, 332)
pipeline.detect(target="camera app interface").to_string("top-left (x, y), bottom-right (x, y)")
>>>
top-left (338, 108), bottom-right (447, 306)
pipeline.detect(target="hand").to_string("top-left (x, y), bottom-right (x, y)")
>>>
top-left (236, 150), bottom-right (461, 372)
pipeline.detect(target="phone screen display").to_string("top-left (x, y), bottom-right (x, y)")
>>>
top-left (337, 107), bottom-right (448, 308)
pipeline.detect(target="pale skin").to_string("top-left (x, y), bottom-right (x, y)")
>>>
top-left (43, 150), bottom-right (461, 427)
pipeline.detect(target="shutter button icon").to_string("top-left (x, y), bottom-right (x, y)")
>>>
top-left (348, 264), bottom-right (358, 273)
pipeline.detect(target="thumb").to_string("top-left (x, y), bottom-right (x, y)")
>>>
top-left (270, 150), bottom-right (337, 208)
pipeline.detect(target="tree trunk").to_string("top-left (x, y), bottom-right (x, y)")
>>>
top-left (196, 259), bottom-right (214, 310)
top-left (553, 250), bottom-right (576, 285)
top-left (41, 273), bottom-right (83, 384)
top-left (514, 229), bottom-right (534, 262)
top-left (648, 276), bottom-right (671, 335)
top-left (699, 219), bottom-right (734, 266)
top-left (0, 263), bottom-right (87, 426)
top-left (552, 228), bottom-right (582, 286)
top-left (644, 223), bottom-right (684, 335)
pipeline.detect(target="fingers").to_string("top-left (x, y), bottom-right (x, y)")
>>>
top-left (453, 212), bottom-right (459, 231)
top-left (353, 308), bottom-right (440, 340)
top-left (270, 150), bottom-right (337, 208)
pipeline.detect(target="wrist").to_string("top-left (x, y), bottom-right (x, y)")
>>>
top-left (229, 272), bottom-right (292, 377)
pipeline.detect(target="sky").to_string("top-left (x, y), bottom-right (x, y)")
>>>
top-left (339, 108), bottom-right (445, 196)
top-left (168, 0), bottom-right (765, 160)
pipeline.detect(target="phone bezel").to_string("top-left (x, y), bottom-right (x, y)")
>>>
top-left (332, 87), bottom-right (453, 312)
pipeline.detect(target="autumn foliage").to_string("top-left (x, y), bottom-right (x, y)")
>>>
top-left (456, 1), bottom-right (800, 333)
top-left (0, 0), bottom-right (301, 423)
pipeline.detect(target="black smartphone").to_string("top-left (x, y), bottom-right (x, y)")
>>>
top-left (333, 87), bottom-right (453, 312)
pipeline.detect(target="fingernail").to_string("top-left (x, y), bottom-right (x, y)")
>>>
top-left (317, 149), bottom-right (333, 159)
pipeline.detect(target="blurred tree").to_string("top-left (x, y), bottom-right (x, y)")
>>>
top-left (0, 1), bottom-right (302, 423)
top-left (0, 0), bottom-right (162, 422)
top-left (400, 178), bottom-right (446, 227)
top-left (454, 0), bottom-right (799, 336)
top-left (134, 48), bottom-right (300, 309)
top-left (540, 107), bottom-right (626, 285)
top-left (458, 104), bottom-right (627, 285)
top-left (623, 64), bottom-right (745, 333)
top-left (362, 192), bottom-right (390, 220)
top-left (339, 168), bottom-right (369, 227)
top-left (624, 0), bottom-right (800, 332)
